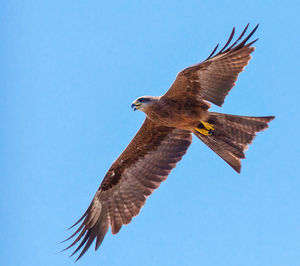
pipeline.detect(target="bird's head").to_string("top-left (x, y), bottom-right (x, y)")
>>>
top-left (131, 96), bottom-right (160, 112)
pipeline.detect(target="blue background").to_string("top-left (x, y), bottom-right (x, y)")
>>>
top-left (2, 1), bottom-right (299, 265)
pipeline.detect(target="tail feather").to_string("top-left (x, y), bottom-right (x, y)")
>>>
top-left (194, 112), bottom-right (275, 172)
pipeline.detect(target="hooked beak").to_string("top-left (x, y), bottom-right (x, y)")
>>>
top-left (131, 102), bottom-right (141, 111)
top-left (131, 103), bottom-right (137, 111)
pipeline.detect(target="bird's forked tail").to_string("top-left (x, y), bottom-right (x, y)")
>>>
top-left (193, 112), bottom-right (275, 172)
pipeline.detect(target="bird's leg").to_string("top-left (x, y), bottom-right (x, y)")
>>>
top-left (195, 121), bottom-right (214, 136)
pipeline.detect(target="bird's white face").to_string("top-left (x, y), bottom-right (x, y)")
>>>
top-left (131, 96), bottom-right (155, 112)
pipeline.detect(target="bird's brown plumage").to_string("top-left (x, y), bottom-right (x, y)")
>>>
top-left (64, 24), bottom-right (274, 260)
top-left (164, 24), bottom-right (258, 106)
top-left (64, 119), bottom-right (192, 260)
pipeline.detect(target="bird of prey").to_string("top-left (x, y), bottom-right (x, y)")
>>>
top-left (64, 24), bottom-right (274, 260)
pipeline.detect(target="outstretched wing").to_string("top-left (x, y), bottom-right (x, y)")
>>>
top-left (64, 118), bottom-right (192, 260)
top-left (163, 24), bottom-right (258, 107)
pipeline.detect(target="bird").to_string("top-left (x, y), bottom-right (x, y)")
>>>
top-left (63, 24), bottom-right (274, 261)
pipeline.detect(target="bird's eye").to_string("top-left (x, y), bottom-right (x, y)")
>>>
top-left (139, 98), bottom-right (146, 103)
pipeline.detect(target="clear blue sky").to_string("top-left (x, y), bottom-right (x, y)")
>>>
top-left (1, 1), bottom-right (300, 266)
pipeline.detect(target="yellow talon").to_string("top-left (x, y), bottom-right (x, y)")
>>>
top-left (195, 121), bottom-right (214, 136)
top-left (201, 121), bottom-right (214, 131)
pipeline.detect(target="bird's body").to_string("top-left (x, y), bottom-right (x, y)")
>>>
top-left (64, 24), bottom-right (274, 260)
top-left (137, 96), bottom-right (210, 130)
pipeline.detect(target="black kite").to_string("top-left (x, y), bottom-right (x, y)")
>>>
top-left (64, 24), bottom-right (274, 260)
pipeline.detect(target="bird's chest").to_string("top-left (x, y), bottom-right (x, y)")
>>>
top-left (145, 99), bottom-right (208, 129)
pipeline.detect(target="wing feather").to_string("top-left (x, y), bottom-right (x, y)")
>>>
top-left (65, 119), bottom-right (192, 260)
top-left (163, 24), bottom-right (258, 107)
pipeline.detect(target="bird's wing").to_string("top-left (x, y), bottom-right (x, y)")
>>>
top-left (163, 24), bottom-right (258, 107)
top-left (64, 118), bottom-right (192, 260)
